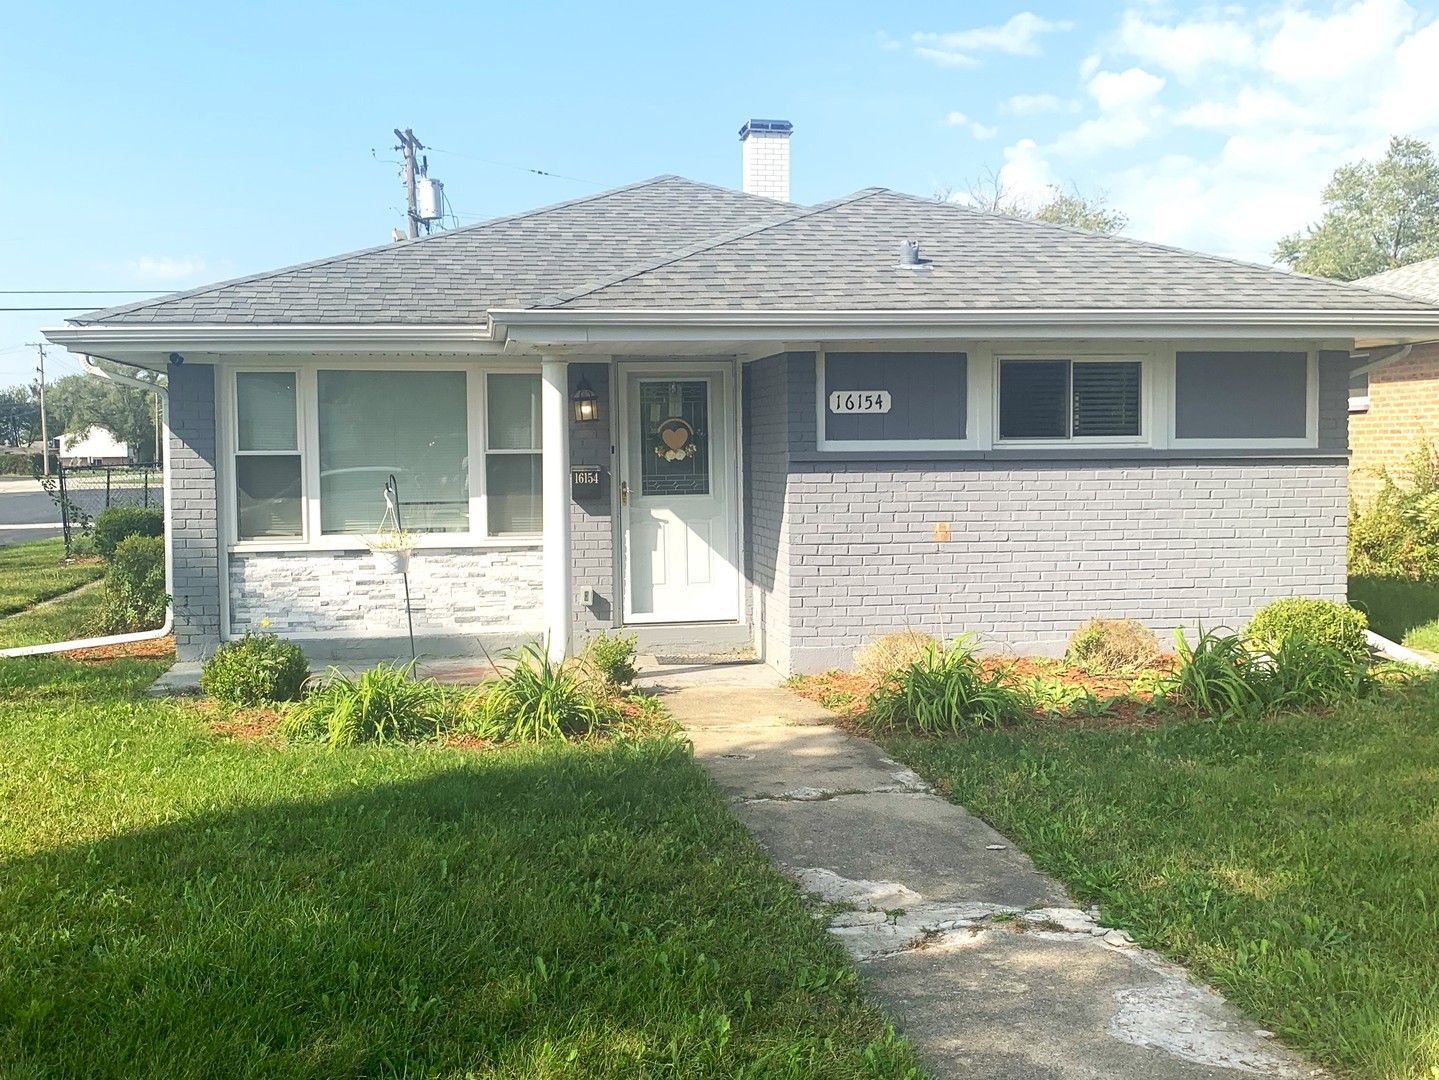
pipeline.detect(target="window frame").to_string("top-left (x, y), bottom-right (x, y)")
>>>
top-left (220, 358), bottom-right (544, 552)
top-left (232, 369), bottom-right (306, 542)
top-left (992, 349), bottom-right (1154, 449)
top-left (814, 348), bottom-right (978, 452)
top-left (1168, 348), bottom-right (1320, 449)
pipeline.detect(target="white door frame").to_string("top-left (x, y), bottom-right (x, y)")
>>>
top-left (615, 360), bottom-right (744, 625)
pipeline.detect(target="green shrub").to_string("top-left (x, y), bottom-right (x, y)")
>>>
top-left (0, 454), bottom-right (42, 476)
top-left (853, 630), bottom-right (939, 681)
top-left (93, 506), bottom-right (164, 559)
top-left (1350, 440), bottom-right (1439, 579)
top-left (1065, 618), bottom-right (1161, 674)
top-left (582, 630), bottom-right (639, 688)
top-left (475, 643), bottom-right (610, 743)
top-left (1161, 627), bottom-right (1374, 720)
top-left (861, 636), bottom-right (1032, 735)
top-left (201, 631), bottom-right (309, 706)
top-left (91, 535), bottom-right (167, 634)
top-left (281, 661), bottom-right (454, 747)
top-left (1247, 597), bottom-right (1369, 662)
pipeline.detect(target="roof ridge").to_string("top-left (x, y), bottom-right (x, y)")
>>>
top-left (537, 188), bottom-right (889, 309)
top-left (69, 176), bottom-right (723, 324)
top-left (880, 189), bottom-right (1439, 306)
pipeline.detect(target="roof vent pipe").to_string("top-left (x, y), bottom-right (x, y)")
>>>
top-left (897, 239), bottom-right (931, 270)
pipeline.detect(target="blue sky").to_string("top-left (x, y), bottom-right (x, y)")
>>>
top-left (4, 0), bottom-right (1439, 386)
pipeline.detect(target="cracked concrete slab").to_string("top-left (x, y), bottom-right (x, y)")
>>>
top-left (737, 790), bottom-right (1068, 909)
top-left (654, 668), bottom-right (1322, 1080)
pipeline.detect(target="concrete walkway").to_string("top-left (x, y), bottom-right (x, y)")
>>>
top-left (642, 662), bottom-right (1321, 1080)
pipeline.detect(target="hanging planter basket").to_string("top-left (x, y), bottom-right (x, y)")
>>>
top-left (371, 546), bottom-right (414, 575)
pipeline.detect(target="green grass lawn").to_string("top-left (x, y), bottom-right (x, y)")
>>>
top-left (880, 679), bottom-right (1439, 1079)
top-left (0, 581), bottom-right (105, 649)
top-left (0, 538), bottom-right (102, 617)
top-left (1350, 575), bottom-right (1439, 654)
top-left (0, 656), bottom-right (924, 1079)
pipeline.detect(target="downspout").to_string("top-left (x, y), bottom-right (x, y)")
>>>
top-left (1349, 343), bottom-right (1412, 377)
top-left (0, 354), bottom-right (174, 657)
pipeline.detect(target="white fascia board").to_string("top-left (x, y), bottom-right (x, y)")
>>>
top-left (42, 323), bottom-right (504, 360)
top-left (489, 307), bottom-right (1439, 345)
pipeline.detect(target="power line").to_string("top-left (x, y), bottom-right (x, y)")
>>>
top-left (0, 307), bottom-right (97, 312)
top-left (0, 290), bottom-right (158, 295)
top-left (426, 146), bottom-right (602, 187)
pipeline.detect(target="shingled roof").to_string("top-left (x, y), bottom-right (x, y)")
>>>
top-left (71, 177), bottom-right (1439, 327)
top-left (1355, 256), bottom-right (1439, 305)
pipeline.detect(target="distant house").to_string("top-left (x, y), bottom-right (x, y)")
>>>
top-left (59, 426), bottom-right (130, 466)
top-left (42, 121), bottom-right (1439, 673)
top-left (1350, 258), bottom-right (1439, 501)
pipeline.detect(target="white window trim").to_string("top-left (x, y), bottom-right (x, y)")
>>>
top-left (1168, 348), bottom-right (1320, 450)
top-left (220, 357), bottom-right (545, 553)
top-left (809, 343), bottom-right (1324, 453)
top-left (992, 348), bottom-right (1156, 449)
top-left (815, 347), bottom-right (978, 451)
top-left (1348, 394), bottom-right (1371, 413)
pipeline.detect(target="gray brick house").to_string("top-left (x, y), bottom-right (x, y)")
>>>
top-left (45, 123), bottom-right (1439, 673)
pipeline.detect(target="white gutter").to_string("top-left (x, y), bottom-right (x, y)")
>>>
top-left (488, 306), bottom-right (1439, 345)
top-left (42, 323), bottom-right (502, 359)
top-left (0, 356), bottom-right (173, 658)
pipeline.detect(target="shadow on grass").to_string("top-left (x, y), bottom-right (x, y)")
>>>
top-left (0, 738), bottom-right (915, 1079)
top-left (1349, 575), bottom-right (1439, 650)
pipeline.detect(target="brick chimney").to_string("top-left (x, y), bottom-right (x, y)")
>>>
top-left (739, 119), bottom-right (792, 202)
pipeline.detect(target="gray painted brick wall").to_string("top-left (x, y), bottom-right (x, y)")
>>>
top-left (569, 362), bottom-right (615, 643)
top-left (746, 350), bottom-right (1351, 674)
top-left (168, 363), bottom-right (222, 660)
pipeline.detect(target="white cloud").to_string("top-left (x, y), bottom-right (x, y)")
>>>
top-left (971, 122), bottom-right (999, 140)
top-left (913, 12), bottom-right (1073, 66)
top-left (1087, 67), bottom-right (1165, 111)
top-left (1115, 9), bottom-right (1258, 81)
top-left (1002, 93), bottom-right (1074, 115)
top-left (945, 111), bottom-right (968, 126)
top-left (875, 30), bottom-right (901, 51)
top-left (1051, 67), bottom-right (1166, 156)
top-left (124, 257), bottom-right (207, 282)
top-left (997, 139), bottom-right (1056, 206)
top-left (1263, 0), bottom-right (1413, 86)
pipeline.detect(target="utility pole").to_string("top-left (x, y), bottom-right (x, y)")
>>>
top-left (26, 342), bottom-right (48, 476)
top-left (394, 128), bottom-right (424, 238)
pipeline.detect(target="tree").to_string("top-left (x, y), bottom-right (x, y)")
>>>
top-left (0, 386), bottom-right (39, 447)
top-left (45, 366), bottom-right (163, 463)
top-left (938, 170), bottom-right (1128, 235)
top-left (1274, 136), bottom-right (1439, 280)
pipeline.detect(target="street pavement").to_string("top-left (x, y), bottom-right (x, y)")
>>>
top-left (0, 477), bottom-right (63, 546)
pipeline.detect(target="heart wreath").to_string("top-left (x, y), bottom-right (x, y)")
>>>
top-left (653, 417), bottom-right (701, 462)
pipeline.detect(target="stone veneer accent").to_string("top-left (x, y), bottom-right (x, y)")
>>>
top-left (228, 547), bottom-right (543, 638)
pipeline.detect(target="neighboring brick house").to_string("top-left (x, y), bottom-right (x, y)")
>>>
top-left (1350, 257), bottom-right (1439, 502)
top-left (39, 121), bottom-right (1439, 674)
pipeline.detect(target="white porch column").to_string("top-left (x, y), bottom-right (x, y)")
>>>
top-left (541, 356), bottom-right (572, 661)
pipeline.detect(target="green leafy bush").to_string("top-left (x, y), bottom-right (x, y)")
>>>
top-left (1161, 627), bottom-right (1375, 720)
top-left (1247, 598), bottom-right (1369, 662)
top-left (1350, 440), bottom-right (1439, 579)
top-left (91, 535), bottom-right (167, 634)
top-left (282, 661), bottom-right (454, 747)
top-left (0, 454), bottom-right (42, 476)
top-left (853, 630), bottom-right (939, 681)
top-left (1065, 618), bottom-right (1161, 674)
top-left (581, 630), bottom-right (639, 688)
top-left (474, 643), bottom-right (611, 743)
top-left (93, 506), bottom-right (164, 559)
top-left (201, 631), bottom-right (309, 706)
top-left (861, 636), bottom-right (1032, 735)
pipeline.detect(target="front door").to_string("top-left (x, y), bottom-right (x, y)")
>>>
top-left (620, 365), bottom-right (740, 623)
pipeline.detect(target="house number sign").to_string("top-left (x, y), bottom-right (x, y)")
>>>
top-left (828, 390), bottom-right (892, 414)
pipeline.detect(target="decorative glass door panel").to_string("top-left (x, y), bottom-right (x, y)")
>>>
top-left (640, 380), bottom-right (710, 497)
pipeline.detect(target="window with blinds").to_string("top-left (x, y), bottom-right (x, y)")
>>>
top-left (999, 359), bottom-right (1142, 441)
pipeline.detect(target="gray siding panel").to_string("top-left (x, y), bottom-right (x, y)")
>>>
top-left (823, 352), bottom-right (967, 442)
top-left (1175, 351), bottom-right (1308, 439)
top-left (168, 363), bottom-right (223, 660)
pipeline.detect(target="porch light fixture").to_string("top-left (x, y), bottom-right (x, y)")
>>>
top-left (572, 377), bottom-right (599, 423)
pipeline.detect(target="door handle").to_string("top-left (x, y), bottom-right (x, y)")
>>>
top-left (620, 480), bottom-right (629, 507)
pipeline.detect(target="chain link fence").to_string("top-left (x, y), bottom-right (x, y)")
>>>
top-left (41, 464), bottom-right (164, 556)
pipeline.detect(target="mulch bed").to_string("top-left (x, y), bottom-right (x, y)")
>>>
top-left (61, 635), bottom-right (176, 663)
top-left (789, 655), bottom-right (1177, 732)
